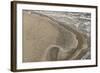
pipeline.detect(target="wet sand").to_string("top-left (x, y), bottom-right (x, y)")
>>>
top-left (23, 11), bottom-right (89, 62)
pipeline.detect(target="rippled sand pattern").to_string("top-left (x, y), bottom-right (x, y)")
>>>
top-left (22, 10), bottom-right (91, 62)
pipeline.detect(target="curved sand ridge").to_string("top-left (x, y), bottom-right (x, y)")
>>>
top-left (23, 12), bottom-right (88, 62)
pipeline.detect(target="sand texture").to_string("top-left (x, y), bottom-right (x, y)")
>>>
top-left (22, 10), bottom-right (91, 62)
